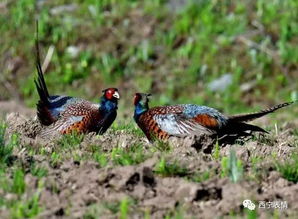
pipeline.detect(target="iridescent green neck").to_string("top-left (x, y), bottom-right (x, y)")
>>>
top-left (134, 102), bottom-right (148, 120)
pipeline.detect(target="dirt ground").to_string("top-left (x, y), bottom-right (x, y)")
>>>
top-left (1, 106), bottom-right (298, 218)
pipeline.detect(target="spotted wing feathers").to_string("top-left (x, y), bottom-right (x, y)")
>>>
top-left (138, 105), bottom-right (223, 140)
top-left (39, 115), bottom-right (86, 137)
top-left (137, 102), bottom-right (295, 142)
top-left (154, 114), bottom-right (216, 137)
top-left (40, 101), bottom-right (100, 137)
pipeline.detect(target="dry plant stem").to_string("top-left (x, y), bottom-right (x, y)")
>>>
top-left (42, 45), bottom-right (55, 74)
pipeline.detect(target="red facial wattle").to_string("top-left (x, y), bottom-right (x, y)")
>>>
top-left (105, 89), bottom-right (114, 99)
top-left (104, 88), bottom-right (119, 100)
top-left (134, 94), bottom-right (141, 105)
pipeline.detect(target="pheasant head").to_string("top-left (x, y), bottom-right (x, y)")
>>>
top-left (102, 88), bottom-right (120, 101)
top-left (134, 93), bottom-right (151, 119)
top-left (100, 88), bottom-right (120, 112)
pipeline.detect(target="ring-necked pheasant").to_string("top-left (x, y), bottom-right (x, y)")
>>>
top-left (34, 32), bottom-right (120, 137)
top-left (133, 93), bottom-right (294, 142)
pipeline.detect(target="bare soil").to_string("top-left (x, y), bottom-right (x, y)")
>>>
top-left (1, 111), bottom-right (298, 218)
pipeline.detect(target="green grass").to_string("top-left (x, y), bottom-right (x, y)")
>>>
top-left (93, 150), bottom-right (108, 167)
top-left (0, 162), bottom-right (42, 218)
top-left (244, 207), bottom-right (258, 219)
top-left (50, 152), bottom-right (62, 167)
top-left (221, 149), bottom-right (243, 183)
top-left (57, 131), bottom-right (84, 150)
top-left (103, 201), bottom-right (121, 215)
top-left (154, 158), bottom-right (189, 177)
top-left (189, 171), bottom-right (212, 183)
top-left (0, 124), bottom-right (18, 168)
top-left (0, 0), bottom-right (298, 218)
top-left (119, 198), bottom-right (130, 219)
top-left (90, 198), bottom-right (136, 217)
top-left (1, 0), bottom-right (297, 113)
top-left (153, 140), bottom-right (172, 152)
top-left (12, 168), bottom-right (26, 195)
top-left (212, 139), bottom-right (220, 160)
top-left (111, 144), bottom-right (150, 166)
top-left (43, 132), bottom-right (85, 166)
top-left (276, 154), bottom-right (298, 183)
top-left (111, 123), bottom-right (144, 137)
top-left (10, 192), bottom-right (41, 219)
top-left (30, 164), bottom-right (48, 178)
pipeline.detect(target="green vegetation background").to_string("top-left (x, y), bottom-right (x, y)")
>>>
top-left (0, 1), bottom-right (298, 217)
top-left (0, 0), bottom-right (297, 116)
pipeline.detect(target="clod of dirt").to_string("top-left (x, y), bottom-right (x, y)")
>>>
top-left (6, 112), bottom-right (42, 138)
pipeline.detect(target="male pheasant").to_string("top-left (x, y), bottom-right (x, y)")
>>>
top-left (133, 93), bottom-right (294, 142)
top-left (34, 36), bottom-right (119, 137)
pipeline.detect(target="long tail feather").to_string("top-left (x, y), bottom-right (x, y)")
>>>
top-left (35, 21), bottom-right (54, 126)
top-left (228, 102), bottom-right (294, 122)
top-left (34, 20), bottom-right (49, 104)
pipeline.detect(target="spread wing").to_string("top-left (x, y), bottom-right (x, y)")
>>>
top-left (39, 115), bottom-right (86, 137)
top-left (153, 113), bottom-right (218, 137)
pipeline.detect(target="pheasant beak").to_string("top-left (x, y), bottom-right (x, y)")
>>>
top-left (113, 91), bottom-right (120, 99)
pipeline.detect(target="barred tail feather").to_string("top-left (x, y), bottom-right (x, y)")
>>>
top-left (228, 102), bottom-right (294, 122)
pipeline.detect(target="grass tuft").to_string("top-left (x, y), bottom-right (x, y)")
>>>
top-left (111, 144), bottom-right (150, 166)
top-left (276, 154), bottom-right (298, 183)
top-left (154, 158), bottom-right (188, 177)
top-left (30, 164), bottom-right (48, 178)
top-left (119, 198), bottom-right (129, 219)
top-left (212, 139), bottom-right (220, 160)
top-left (0, 124), bottom-right (18, 167)
top-left (221, 149), bottom-right (243, 183)
top-left (58, 131), bottom-right (84, 150)
top-left (10, 192), bottom-right (41, 219)
top-left (12, 168), bottom-right (26, 195)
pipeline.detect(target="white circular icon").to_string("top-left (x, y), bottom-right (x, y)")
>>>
top-left (243, 199), bottom-right (256, 210)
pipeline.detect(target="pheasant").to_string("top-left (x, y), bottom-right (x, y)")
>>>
top-left (133, 93), bottom-right (294, 142)
top-left (34, 35), bottom-right (120, 137)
